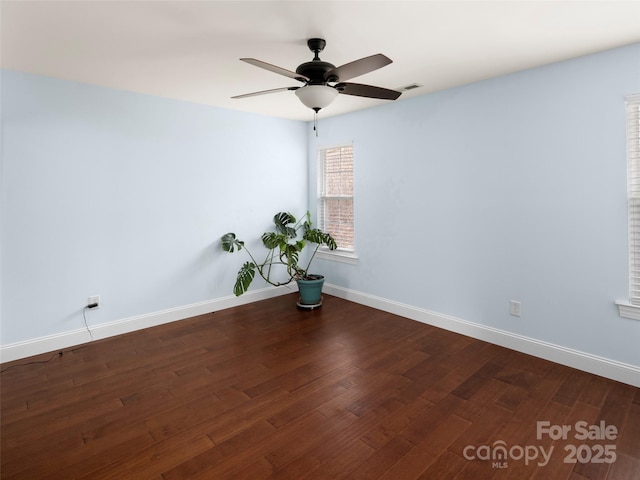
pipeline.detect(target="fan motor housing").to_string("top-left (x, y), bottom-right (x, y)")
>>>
top-left (296, 60), bottom-right (336, 84)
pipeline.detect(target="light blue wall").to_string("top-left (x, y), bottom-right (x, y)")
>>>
top-left (308, 44), bottom-right (640, 366)
top-left (1, 70), bottom-right (307, 345)
top-left (3, 44), bottom-right (640, 367)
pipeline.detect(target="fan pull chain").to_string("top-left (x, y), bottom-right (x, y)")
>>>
top-left (313, 111), bottom-right (319, 137)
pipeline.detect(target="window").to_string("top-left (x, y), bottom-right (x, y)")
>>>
top-left (627, 95), bottom-right (640, 303)
top-left (317, 145), bottom-right (357, 262)
top-left (618, 94), bottom-right (640, 320)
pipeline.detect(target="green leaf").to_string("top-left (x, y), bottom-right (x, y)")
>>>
top-left (221, 233), bottom-right (244, 252)
top-left (262, 232), bottom-right (286, 249)
top-left (273, 212), bottom-right (297, 238)
top-left (304, 228), bottom-right (337, 250)
top-left (234, 261), bottom-right (256, 296)
top-left (282, 244), bottom-right (300, 266)
top-left (326, 235), bottom-right (337, 250)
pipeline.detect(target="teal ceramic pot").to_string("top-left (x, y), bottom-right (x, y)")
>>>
top-left (296, 274), bottom-right (325, 306)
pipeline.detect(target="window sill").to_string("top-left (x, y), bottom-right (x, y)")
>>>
top-left (615, 301), bottom-right (640, 321)
top-left (316, 249), bottom-right (359, 265)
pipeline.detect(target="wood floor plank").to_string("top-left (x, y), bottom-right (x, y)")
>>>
top-left (608, 453), bottom-right (640, 480)
top-left (161, 419), bottom-right (279, 480)
top-left (342, 435), bottom-right (416, 480)
top-left (298, 400), bottom-right (411, 479)
top-left (416, 449), bottom-right (469, 479)
top-left (572, 384), bottom-right (636, 479)
top-left (1, 293), bottom-right (638, 480)
top-left (192, 411), bottom-right (329, 480)
top-left (527, 401), bottom-right (600, 480)
top-left (618, 402), bottom-right (640, 460)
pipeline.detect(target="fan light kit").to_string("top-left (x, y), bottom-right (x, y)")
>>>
top-left (233, 38), bottom-right (402, 134)
top-left (295, 85), bottom-right (339, 111)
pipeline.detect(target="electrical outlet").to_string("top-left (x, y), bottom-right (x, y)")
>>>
top-left (509, 300), bottom-right (521, 317)
top-left (88, 295), bottom-right (101, 308)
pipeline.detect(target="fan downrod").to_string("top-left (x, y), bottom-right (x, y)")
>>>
top-left (307, 38), bottom-right (326, 58)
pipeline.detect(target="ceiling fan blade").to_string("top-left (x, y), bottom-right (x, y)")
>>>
top-left (240, 58), bottom-right (309, 82)
top-left (325, 54), bottom-right (392, 82)
top-left (232, 86), bottom-right (299, 99)
top-left (335, 83), bottom-right (402, 100)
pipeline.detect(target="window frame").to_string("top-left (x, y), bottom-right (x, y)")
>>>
top-left (617, 93), bottom-right (640, 320)
top-left (316, 143), bottom-right (359, 265)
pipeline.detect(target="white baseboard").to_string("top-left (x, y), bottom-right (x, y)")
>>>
top-left (0, 286), bottom-right (295, 364)
top-left (323, 284), bottom-right (640, 388)
top-left (4, 283), bottom-right (638, 388)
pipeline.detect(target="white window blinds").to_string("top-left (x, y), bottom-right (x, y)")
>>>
top-left (318, 145), bottom-right (354, 251)
top-left (626, 94), bottom-right (640, 305)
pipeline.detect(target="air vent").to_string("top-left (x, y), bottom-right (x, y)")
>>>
top-left (398, 83), bottom-right (423, 92)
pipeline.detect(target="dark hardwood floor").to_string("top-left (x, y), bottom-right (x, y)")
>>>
top-left (1, 294), bottom-right (638, 479)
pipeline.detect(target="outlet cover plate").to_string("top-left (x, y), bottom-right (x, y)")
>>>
top-left (88, 295), bottom-right (101, 308)
top-left (509, 300), bottom-right (521, 317)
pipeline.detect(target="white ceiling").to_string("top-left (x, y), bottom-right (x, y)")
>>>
top-left (2, 1), bottom-right (640, 121)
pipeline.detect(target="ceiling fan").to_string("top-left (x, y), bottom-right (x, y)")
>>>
top-left (232, 38), bottom-right (402, 113)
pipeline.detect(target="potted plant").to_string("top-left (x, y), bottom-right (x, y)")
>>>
top-left (221, 211), bottom-right (337, 308)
